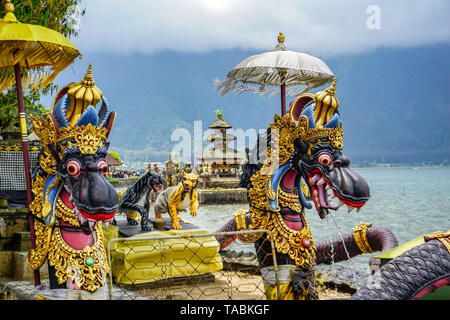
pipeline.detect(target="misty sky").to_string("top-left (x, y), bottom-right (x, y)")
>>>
top-left (72, 0), bottom-right (449, 57)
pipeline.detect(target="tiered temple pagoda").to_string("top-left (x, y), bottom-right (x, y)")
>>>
top-left (197, 110), bottom-right (245, 175)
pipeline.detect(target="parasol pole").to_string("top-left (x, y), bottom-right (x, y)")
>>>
top-left (280, 79), bottom-right (286, 116)
top-left (279, 69), bottom-right (287, 116)
top-left (13, 62), bottom-right (41, 287)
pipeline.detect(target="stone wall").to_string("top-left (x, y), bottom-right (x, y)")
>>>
top-left (110, 177), bottom-right (242, 190)
top-left (0, 208), bottom-right (28, 251)
top-left (112, 177), bottom-right (248, 204)
top-left (108, 177), bottom-right (140, 188)
top-left (0, 208), bottom-right (49, 280)
top-left (197, 188), bottom-right (248, 204)
top-left (200, 177), bottom-right (240, 189)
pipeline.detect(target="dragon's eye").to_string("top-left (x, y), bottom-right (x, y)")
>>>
top-left (317, 153), bottom-right (332, 167)
top-left (97, 159), bottom-right (108, 175)
top-left (67, 159), bottom-right (81, 177)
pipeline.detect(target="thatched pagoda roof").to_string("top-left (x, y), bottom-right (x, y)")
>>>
top-left (209, 110), bottom-right (232, 129)
top-left (207, 133), bottom-right (236, 142)
top-left (105, 153), bottom-right (123, 167)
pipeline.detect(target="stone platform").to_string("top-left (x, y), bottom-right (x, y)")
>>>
top-left (197, 188), bottom-right (247, 204)
top-left (0, 277), bottom-right (151, 300)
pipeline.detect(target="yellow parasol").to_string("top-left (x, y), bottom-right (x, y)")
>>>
top-left (0, 0), bottom-right (81, 90)
top-left (0, 0), bottom-right (81, 286)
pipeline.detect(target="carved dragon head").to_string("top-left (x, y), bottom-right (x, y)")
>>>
top-left (30, 64), bottom-right (119, 232)
top-left (289, 79), bottom-right (370, 219)
top-left (242, 79), bottom-right (370, 222)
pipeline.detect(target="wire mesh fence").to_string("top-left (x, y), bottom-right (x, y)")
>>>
top-left (106, 230), bottom-right (280, 300)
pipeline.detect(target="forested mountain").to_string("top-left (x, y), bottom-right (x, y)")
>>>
top-left (43, 44), bottom-right (450, 166)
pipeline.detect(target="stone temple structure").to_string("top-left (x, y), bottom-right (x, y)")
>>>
top-left (197, 110), bottom-right (245, 176)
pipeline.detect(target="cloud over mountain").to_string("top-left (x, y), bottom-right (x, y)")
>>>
top-left (74, 0), bottom-right (449, 56)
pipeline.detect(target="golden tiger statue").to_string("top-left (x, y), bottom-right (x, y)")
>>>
top-left (153, 172), bottom-right (199, 229)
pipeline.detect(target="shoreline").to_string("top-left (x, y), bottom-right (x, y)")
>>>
top-left (353, 165), bottom-right (449, 170)
top-left (115, 164), bottom-right (449, 172)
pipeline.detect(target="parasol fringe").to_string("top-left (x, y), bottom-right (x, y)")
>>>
top-left (0, 72), bottom-right (14, 91)
top-left (23, 71), bottom-right (31, 89)
top-left (213, 78), bottom-right (232, 96)
top-left (214, 76), bottom-right (329, 98)
top-left (214, 67), bottom-right (334, 98)
top-left (0, 42), bottom-right (80, 92)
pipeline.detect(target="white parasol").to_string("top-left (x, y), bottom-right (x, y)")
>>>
top-left (215, 32), bottom-right (335, 115)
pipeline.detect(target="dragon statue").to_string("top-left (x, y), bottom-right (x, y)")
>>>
top-left (216, 79), bottom-right (399, 300)
top-left (153, 172), bottom-right (199, 230)
top-left (349, 230), bottom-right (449, 300)
top-left (118, 171), bottom-right (165, 231)
top-left (26, 64), bottom-right (119, 299)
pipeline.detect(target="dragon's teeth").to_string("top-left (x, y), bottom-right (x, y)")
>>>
top-left (347, 206), bottom-right (355, 213)
top-left (103, 219), bottom-right (112, 228)
top-left (316, 178), bottom-right (325, 185)
top-left (88, 220), bottom-right (95, 228)
top-left (357, 207), bottom-right (362, 213)
top-left (337, 201), bottom-right (345, 208)
top-left (310, 176), bottom-right (317, 184)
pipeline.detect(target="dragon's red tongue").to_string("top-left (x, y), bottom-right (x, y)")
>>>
top-left (317, 183), bottom-right (329, 207)
top-left (310, 172), bottom-right (329, 208)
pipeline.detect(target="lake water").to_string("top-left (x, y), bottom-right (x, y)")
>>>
top-left (179, 167), bottom-right (450, 273)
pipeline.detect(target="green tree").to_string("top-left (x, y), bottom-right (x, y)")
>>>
top-left (0, 0), bottom-right (85, 131)
top-left (0, 85), bottom-right (54, 130)
top-left (108, 151), bottom-right (122, 163)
